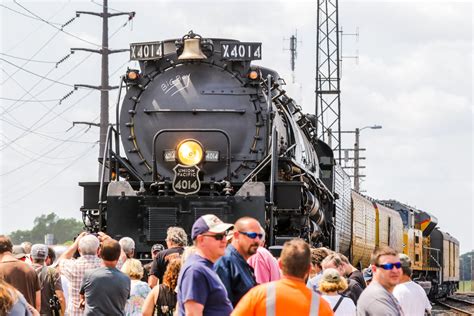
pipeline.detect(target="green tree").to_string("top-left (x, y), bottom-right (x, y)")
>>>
top-left (9, 212), bottom-right (83, 244)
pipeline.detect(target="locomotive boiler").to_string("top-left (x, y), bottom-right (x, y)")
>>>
top-left (80, 31), bottom-right (335, 256)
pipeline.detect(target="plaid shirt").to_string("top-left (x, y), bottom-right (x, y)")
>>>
top-left (60, 255), bottom-right (103, 316)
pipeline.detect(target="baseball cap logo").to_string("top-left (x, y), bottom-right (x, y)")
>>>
top-left (209, 215), bottom-right (221, 224)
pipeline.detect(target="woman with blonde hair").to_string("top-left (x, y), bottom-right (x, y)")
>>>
top-left (121, 258), bottom-right (151, 316)
top-left (319, 268), bottom-right (356, 315)
top-left (0, 278), bottom-right (39, 316)
top-left (142, 258), bottom-right (181, 316)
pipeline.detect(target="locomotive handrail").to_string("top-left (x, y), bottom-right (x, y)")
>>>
top-left (266, 74), bottom-right (276, 247)
top-left (242, 143), bottom-right (297, 183)
top-left (151, 128), bottom-right (232, 182)
top-left (98, 124), bottom-right (121, 207)
top-left (115, 77), bottom-right (126, 137)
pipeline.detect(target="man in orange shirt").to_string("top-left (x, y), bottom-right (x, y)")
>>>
top-left (232, 238), bottom-right (333, 316)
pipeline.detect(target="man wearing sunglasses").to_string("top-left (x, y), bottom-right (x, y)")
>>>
top-left (214, 217), bottom-right (261, 307)
top-left (177, 214), bottom-right (234, 316)
top-left (232, 238), bottom-right (333, 316)
top-left (357, 246), bottom-right (404, 316)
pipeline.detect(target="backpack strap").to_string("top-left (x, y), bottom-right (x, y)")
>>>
top-left (38, 266), bottom-right (49, 288)
top-left (47, 267), bottom-right (56, 293)
top-left (332, 295), bottom-right (345, 312)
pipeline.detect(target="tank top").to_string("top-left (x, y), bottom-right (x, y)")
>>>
top-left (155, 284), bottom-right (177, 316)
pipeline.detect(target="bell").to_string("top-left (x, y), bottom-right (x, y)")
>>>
top-left (178, 38), bottom-right (207, 60)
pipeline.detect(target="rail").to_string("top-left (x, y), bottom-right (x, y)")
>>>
top-left (435, 296), bottom-right (474, 315)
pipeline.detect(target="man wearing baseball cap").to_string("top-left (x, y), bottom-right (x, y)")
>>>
top-left (31, 244), bottom-right (65, 316)
top-left (143, 243), bottom-right (164, 281)
top-left (177, 214), bottom-right (234, 316)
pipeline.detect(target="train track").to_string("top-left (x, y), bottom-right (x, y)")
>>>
top-left (436, 296), bottom-right (474, 315)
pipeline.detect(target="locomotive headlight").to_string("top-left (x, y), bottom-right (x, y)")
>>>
top-left (177, 140), bottom-right (204, 166)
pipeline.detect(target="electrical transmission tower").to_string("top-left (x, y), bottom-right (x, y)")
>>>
top-left (315, 0), bottom-right (342, 163)
top-left (72, 0), bottom-right (134, 178)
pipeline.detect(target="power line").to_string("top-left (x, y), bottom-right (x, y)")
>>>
top-left (0, 132), bottom-right (91, 165)
top-left (0, 29), bottom-right (62, 86)
top-left (13, 0), bottom-right (101, 47)
top-left (0, 67), bottom-right (72, 128)
top-left (0, 96), bottom-right (60, 102)
top-left (2, 15), bottom-right (132, 116)
top-left (0, 58), bottom-right (74, 87)
top-left (0, 61), bottom-right (128, 202)
top-left (0, 126), bottom-right (97, 176)
top-left (4, 1), bottom-right (70, 54)
top-left (90, 0), bottom-right (122, 13)
top-left (0, 3), bottom-right (63, 25)
top-left (1, 142), bottom-right (98, 207)
top-left (0, 88), bottom-right (93, 150)
top-left (0, 52), bottom-right (57, 64)
top-left (0, 115), bottom-right (97, 145)
top-left (0, 27), bottom-right (131, 154)
top-left (0, 58), bottom-right (127, 150)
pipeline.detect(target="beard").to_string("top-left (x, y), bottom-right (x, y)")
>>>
top-left (246, 243), bottom-right (259, 256)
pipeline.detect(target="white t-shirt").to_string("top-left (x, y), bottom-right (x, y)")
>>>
top-left (393, 280), bottom-right (432, 316)
top-left (322, 294), bottom-right (356, 316)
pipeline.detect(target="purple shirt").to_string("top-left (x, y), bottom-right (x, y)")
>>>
top-left (177, 253), bottom-right (232, 316)
top-left (247, 247), bottom-right (281, 284)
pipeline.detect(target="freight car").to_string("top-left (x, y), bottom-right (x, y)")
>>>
top-left (78, 32), bottom-right (458, 298)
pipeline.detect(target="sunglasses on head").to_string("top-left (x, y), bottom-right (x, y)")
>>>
top-left (239, 231), bottom-right (263, 239)
top-left (201, 233), bottom-right (227, 241)
top-left (376, 262), bottom-right (402, 270)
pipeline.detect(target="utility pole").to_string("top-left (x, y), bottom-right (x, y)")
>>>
top-left (73, 0), bottom-right (134, 179)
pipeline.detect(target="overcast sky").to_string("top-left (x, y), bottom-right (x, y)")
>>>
top-left (1, 0), bottom-right (472, 252)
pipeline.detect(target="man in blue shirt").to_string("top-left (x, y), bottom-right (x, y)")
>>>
top-left (214, 217), bottom-right (260, 306)
top-left (177, 214), bottom-right (234, 316)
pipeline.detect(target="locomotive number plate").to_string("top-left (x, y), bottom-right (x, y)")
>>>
top-left (221, 42), bottom-right (262, 60)
top-left (130, 41), bottom-right (164, 61)
top-left (172, 164), bottom-right (201, 195)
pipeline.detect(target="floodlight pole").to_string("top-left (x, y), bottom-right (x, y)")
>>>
top-left (354, 125), bottom-right (382, 191)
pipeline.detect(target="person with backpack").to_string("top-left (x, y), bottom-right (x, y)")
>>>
top-left (319, 268), bottom-right (356, 316)
top-left (30, 244), bottom-right (65, 316)
top-left (142, 258), bottom-right (181, 316)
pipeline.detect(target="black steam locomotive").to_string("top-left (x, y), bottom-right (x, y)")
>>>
top-left (79, 32), bottom-right (458, 297)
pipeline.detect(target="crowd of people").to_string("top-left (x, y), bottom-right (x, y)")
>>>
top-left (0, 214), bottom-right (432, 316)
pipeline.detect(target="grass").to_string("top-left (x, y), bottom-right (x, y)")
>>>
top-left (458, 281), bottom-right (473, 292)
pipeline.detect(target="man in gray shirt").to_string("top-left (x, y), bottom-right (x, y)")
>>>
top-left (80, 239), bottom-right (130, 315)
top-left (357, 246), bottom-right (404, 316)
